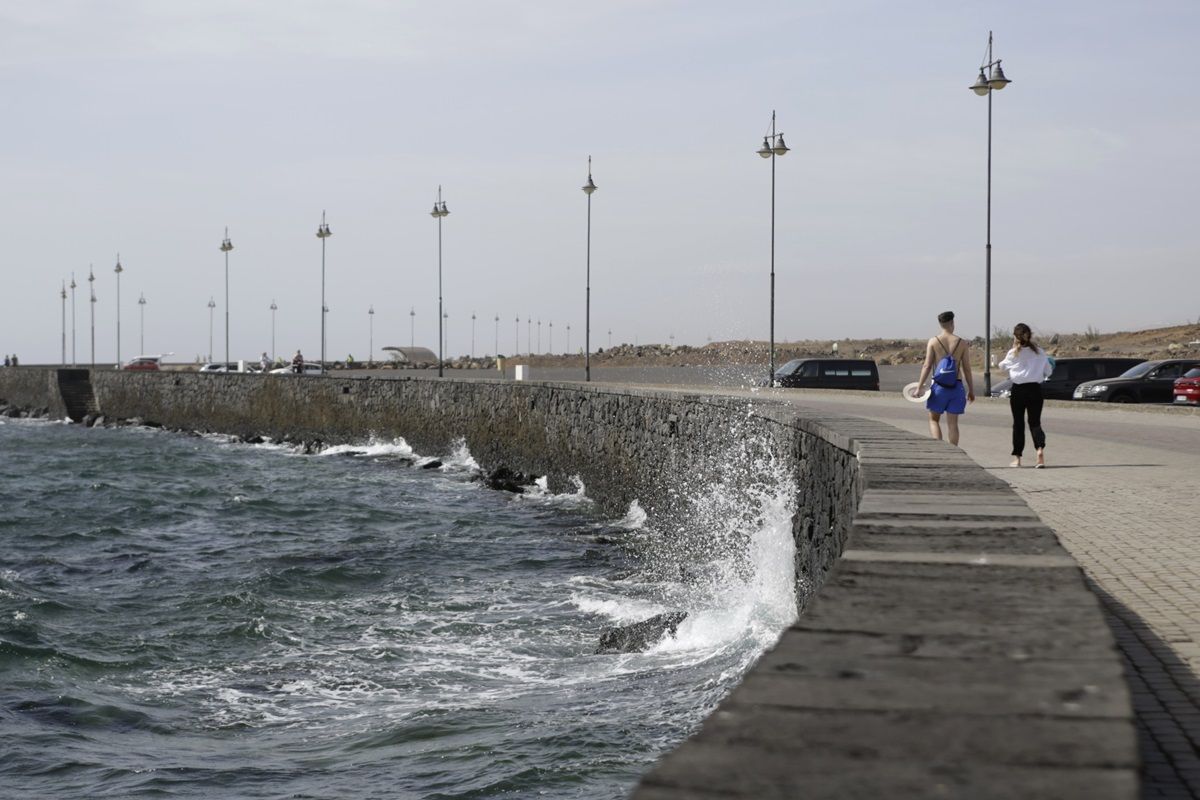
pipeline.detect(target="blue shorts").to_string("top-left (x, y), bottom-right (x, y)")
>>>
top-left (927, 381), bottom-right (967, 415)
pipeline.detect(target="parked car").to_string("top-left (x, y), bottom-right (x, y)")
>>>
top-left (771, 358), bottom-right (879, 391)
top-left (1173, 367), bottom-right (1200, 405)
top-left (1073, 359), bottom-right (1200, 403)
top-left (118, 355), bottom-right (164, 371)
top-left (269, 363), bottom-right (325, 376)
top-left (990, 357), bottom-right (1143, 400)
top-left (199, 361), bottom-right (257, 373)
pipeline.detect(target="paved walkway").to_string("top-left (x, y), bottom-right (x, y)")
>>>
top-left (762, 391), bottom-right (1200, 799)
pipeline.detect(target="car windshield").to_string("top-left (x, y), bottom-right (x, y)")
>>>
top-left (1116, 362), bottom-right (1156, 379)
top-left (1184, 368), bottom-right (1200, 379)
top-left (775, 360), bottom-right (802, 376)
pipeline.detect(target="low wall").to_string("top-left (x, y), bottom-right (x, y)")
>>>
top-left (0, 368), bottom-right (1137, 797)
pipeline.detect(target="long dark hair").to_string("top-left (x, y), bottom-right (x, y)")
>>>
top-left (1013, 322), bottom-right (1040, 353)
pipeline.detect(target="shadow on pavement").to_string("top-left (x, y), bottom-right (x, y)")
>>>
top-left (1088, 580), bottom-right (1200, 798)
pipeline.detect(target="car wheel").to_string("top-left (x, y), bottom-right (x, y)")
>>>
top-left (1109, 393), bottom-right (1135, 403)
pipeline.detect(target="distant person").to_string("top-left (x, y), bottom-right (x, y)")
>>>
top-left (10, 354), bottom-right (17, 367)
top-left (292, 350), bottom-right (304, 374)
top-left (260, 352), bottom-right (270, 373)
top-left (916, 311), bottom-right (975, 446)
top-left (999, 323), bottom-right (1053, 468)
top-left (3, 355), bottom-right (9, 367)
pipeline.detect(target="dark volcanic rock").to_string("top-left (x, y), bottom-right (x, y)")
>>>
top-left (480, 466), bottom-right (536, 493)
top-left (420, 459), bottom-right (443, 470)
top-left (597, 611), bottom-right (688, 654)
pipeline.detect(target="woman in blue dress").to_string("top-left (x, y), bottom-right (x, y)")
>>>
top-left (916, 311), bottom-right (976, 446)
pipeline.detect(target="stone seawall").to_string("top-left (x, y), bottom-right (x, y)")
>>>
top-left (0, 368), bottom-right (1137, 797)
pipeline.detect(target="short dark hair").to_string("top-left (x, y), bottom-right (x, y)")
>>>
top-left (937, 311), bottom-right (955, 324)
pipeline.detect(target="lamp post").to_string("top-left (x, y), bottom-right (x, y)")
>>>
top-left (493, 314), bottom-right (499, 358)
top-left (582, 157), bottom-right (597, 380)
top-left (514, 315), bottom-right (519, 356)
top-left (138, 292), bottom-right (146, 355)
top-left (60, 282), bottom-right (67, 365)
top-left (316, 212), bottom-right (332, 368)
top-left (537, 319), bottom-right (542, 353)
top-left (443, 311), bottom-right (449, 362)
top-left (270, 300), bottom-right (277, 362)
top-left (409, 307), bottom-right (415, 348)
top-left (220, 228), bottom-right (233, 365)
top-left (756, 111), bottom-right (789, 386)
top-left (207, 297), bottom-right (216, 362)
top-left (970, 31), bottom-right (1012, 396)
top-left (368, 305), bottom-right (374, 365)
top-left (69, 274), bottom-right (77, 366)
top-left (527, 317), bottom-right (532, 355)
top-left (567, 323), bottom-right (571, 353)
top-left (471, 312), bottom-right (476, 359)
top-left (114, 255), bottom-right (124, 365)
top-left (608, 328), bottom-right (612, 348)
top-left (549, 321), bottom-right (553, 354)
top-left (88, 266), bottom-right (96, 368)
top-left (429, 187), bottom-right (450, 376)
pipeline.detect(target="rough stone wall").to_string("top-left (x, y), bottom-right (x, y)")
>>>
top-left (0, 368), bottom-right (68, 418)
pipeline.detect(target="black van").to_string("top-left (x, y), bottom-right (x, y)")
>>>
top-left (772, 358), bottom-right (879, 391)
top-left (990, 357), bottom-right (1143, 401)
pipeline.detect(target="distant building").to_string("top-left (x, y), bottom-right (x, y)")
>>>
top-left (382, 346), bottom-right (438, 366)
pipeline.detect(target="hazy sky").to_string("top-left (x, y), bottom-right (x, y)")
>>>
top-left (2, 0), bottom-right (1197, 364)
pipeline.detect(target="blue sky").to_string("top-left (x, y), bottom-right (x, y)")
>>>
top-left (2, 1), bottom-right (1197, 363)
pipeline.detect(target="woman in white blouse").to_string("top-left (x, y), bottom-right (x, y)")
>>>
top-left (998, 323), bottom-right (1054, 468)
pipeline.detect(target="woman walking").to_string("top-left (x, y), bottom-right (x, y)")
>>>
top-left (998, 323), bottom-right (1054, 468)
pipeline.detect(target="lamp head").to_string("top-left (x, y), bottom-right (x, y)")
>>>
top-left (582, 175), bottom-right (597, 195)
top-left (757, 137), bottom-right (773, 158)
top-left (988, 61), bottom-right (1011, 89)
top-left (773, 134), bottom-right (789, 156)
top-left (430, 202), bottom-right (441, 217)
top-left (971, 69), bottom-right (990, 96)
top-left (439, 201), bottom-right (449, 217)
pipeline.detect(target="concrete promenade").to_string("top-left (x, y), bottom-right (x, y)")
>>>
top-left (755, 390), bottom-right (1200, 798)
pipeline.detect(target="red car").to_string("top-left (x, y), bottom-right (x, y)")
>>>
top-left (118, 356), bottom-right (163, 371)
top-left (1174, 367), bottom-right (1200, 405)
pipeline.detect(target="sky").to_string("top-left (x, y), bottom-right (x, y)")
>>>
top-left (2, 0), bottom-right (1197, 365)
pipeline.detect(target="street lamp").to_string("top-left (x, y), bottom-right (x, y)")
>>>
top-left (494, 313), bottom-right (499, 358)
top-left (207, 297), bottom-right (216, 362)
top-left (582, 156), bottom-right (597, 380)
top-left (138, 292), bottom-right (146, 355)
top-left (409, 307), bottom-right (415, 348)
top-left (114, 255), bottom-right (124, 365)
top-left (527, 317), bottom-right (532, 355)
top-left (60, 282), bottom-right (67, 366)
top-left (316, 212), bottom-right (332, 368)
top-left (443, 310), bottom-right (449, 362)
top-left (220, 228), bottom-right (233, 365)
top-left (270, 300), bottom-right (277, 362)
top-left (537, 319), bottom-right (542, 353)
top-left (69, 274), bottom-right (77, 366)
top-left (429, 187), bottom-right (450, 376)
top-left (471, 312), bottom-right (476, 360)
top-left (514, 315), bottom-right (519, 355)
top-left (88, 267), bottom-right (96, 368)
top-left (756, 111), bottom-right (789, 386)
top-left (567, 323), bottom-right (571, 353)
top-left (368, 305), bottom-right (374, 365)
top-left (970, 31), bottom-right (1012, 396)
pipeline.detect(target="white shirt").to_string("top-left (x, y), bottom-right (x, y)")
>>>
top-left (999, 346), bottom-right (1053, 384)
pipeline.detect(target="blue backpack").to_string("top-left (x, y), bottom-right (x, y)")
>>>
top-left (933, 337), bottom-right (960, 388)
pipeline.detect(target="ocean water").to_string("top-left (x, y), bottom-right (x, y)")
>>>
top-left (0, 415), bottom-right (797, 799)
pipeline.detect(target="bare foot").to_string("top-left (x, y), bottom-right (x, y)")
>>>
top-left (1010, 458), bottom-right (1021, 468)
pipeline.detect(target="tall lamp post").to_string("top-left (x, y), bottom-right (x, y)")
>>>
top-left (549, 321), bottom-right (553, 354)
top-left (527, 317), bottom-right (532, 355)
top-left (514, 315), bottom-right (519, 355)
top-left (220, 228), bottom-right (233, 365)
top-left (756, 111), bottom-right (789, 386)
top-left (567, 323), bottom-right (571, 353)
top-left (970, 31), bottom-right (1012, 396)
top-left (537, 319), bottom-right (542, 353)
top-left (443, 311), bottom-right (449, 362)
top-left (368, 305), bottom-right (374, 365)
top-left (316, 213), bottom-right (332, 368)
top-left (69, 274), bottom-right (77, 366)
top-left (429, 188), bottom-right (449, 376)
top-left (88, 267), bottom-right (96, 368)
top-left (270, 300), bottom-right (277, 362)
top-left (60, 282), bottom-right (67, 365)
top-left (207, 297), bottom-right (216, 362)
top-left (582, 157), bottom-right (597, 380)
top-left (409, 307), bottom-right (415, 348)
top-left (114, 255), bottom-right (124, 366)
top-left (138, 292), bottom-right (146, 355)
top-left (494, 314), bottom-right (499, 358)
top-left (471, 312), bottom-right (476, 359)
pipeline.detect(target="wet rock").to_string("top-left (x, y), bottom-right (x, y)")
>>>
top-left (480, 466), bottom-right (536, 493)
top-left (597, 611), bottom-right (688, 654)
top-left (244, 434), bottom-right (264, 444)
top-left (302, 440), bottom-right (323, 454)
top-left (420, 460), bottom-right (443, 470)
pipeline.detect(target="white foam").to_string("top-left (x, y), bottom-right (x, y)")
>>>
top-left (617, 500), bottom-right (647, 530)
top-left (318, 436), bottom-right (415, 459)
top-left (440, 438), bottom-right (481, 472)
top-left (514, 474), bottom-right (593, 508)
top-left (570, 593), bottom-right (665, 624)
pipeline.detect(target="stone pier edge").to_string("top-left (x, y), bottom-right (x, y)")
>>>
top-left (0, 369), bottom-right (1137, 798)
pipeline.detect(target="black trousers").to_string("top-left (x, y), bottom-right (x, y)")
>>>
top-left (1009, 382), bottom-right (1046, 457)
